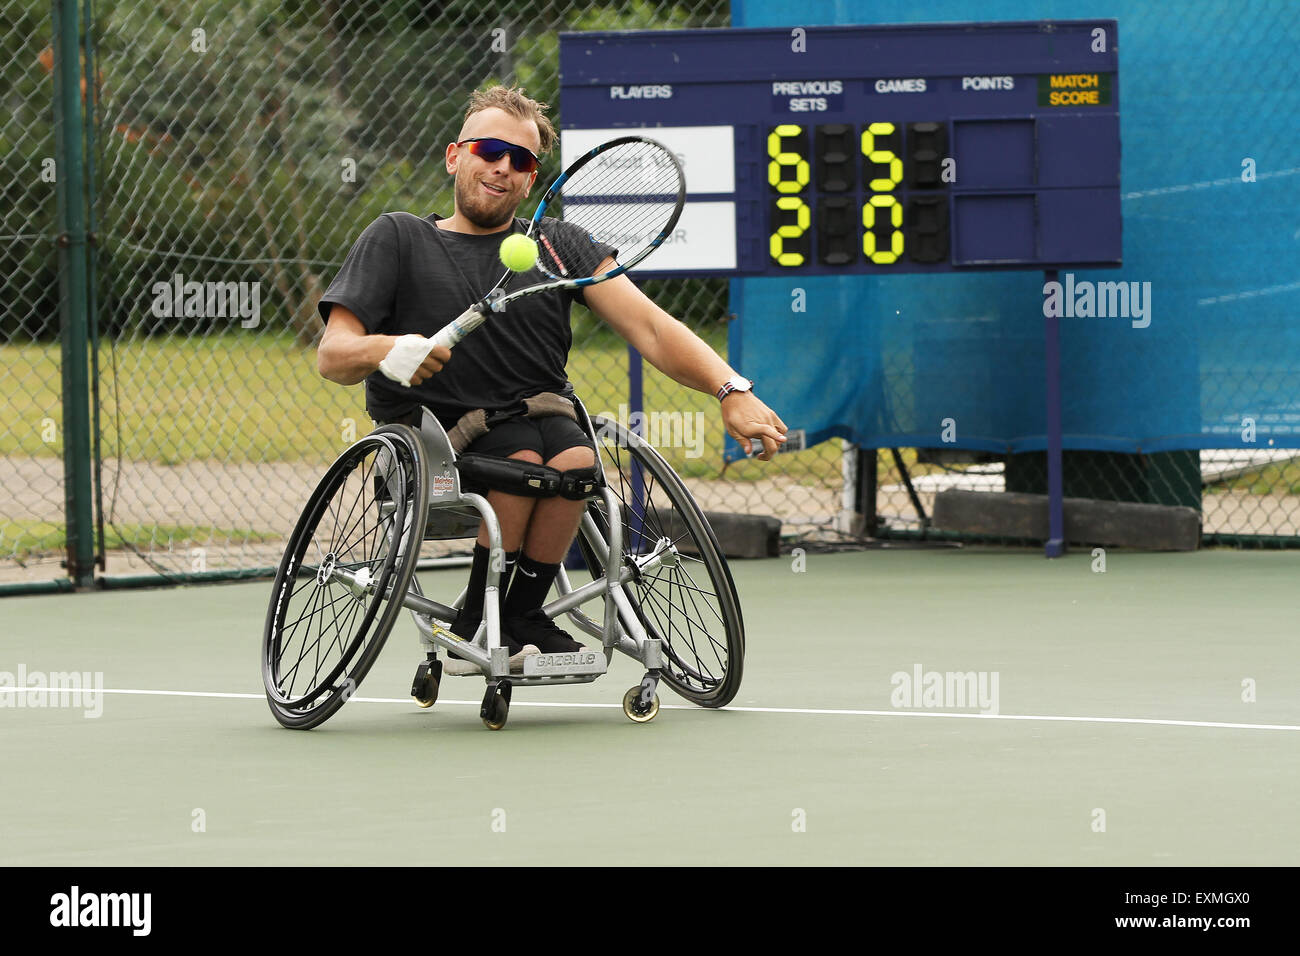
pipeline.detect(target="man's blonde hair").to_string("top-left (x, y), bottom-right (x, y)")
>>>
top-left (464, 85), bottom-right (557, 155)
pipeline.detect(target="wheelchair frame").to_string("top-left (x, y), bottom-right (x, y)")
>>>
top-left (262, 397), bottom-right (744, 731)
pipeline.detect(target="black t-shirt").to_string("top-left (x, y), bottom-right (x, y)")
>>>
top-left (318, 212), bottom-right (617, 426)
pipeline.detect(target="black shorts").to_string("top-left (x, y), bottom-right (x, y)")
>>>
top-left (463, 415), bottom-right (594, 462)
top-left (376, 407), bottom-right (594, 462)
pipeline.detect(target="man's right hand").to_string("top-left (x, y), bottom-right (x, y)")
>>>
top-left (379, 334), bottom-right (451, 387)
top-left (408, 340), bottom-right (451, 385)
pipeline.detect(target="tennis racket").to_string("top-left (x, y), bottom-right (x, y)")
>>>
top-left (428, 135), bottom-right (686, 350)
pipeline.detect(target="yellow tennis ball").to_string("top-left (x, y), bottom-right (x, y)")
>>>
top-left (499, 233), bottom-right (538, 272)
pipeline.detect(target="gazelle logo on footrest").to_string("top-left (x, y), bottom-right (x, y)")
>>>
top-left (524, 651), bottom-right (606, 676)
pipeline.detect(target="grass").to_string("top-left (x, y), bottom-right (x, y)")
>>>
top-left (0, 518), bottom-right (280, 561)
top-left (0, 328), bottom-right (846, 483)
top-left (1, 334), bottom-right (368, 465)
top-left (1202, 462), bottom-right (1300, 496)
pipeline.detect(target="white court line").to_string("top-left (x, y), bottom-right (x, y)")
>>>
top-left (4, 687), bottom-right (1297, 732)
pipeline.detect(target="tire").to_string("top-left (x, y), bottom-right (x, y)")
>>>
top-left (579, 414), bottom-right (744, 708)
top-left (262, 425), bottom-right (428, 729)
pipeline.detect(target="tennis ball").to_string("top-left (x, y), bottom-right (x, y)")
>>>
top-left (499, 233), bottom-right (538, 272)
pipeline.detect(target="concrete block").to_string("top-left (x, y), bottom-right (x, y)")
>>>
top-left (657, 509), bottom-right (781, 559)
top-left (931, 490), bottom-right (1200, 550)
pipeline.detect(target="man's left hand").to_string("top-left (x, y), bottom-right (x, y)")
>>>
top-left (722, 392), bottom-right (788, 461)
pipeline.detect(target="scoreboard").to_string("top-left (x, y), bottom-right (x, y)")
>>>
top-left (558, 20), bottom-right (1121, 277)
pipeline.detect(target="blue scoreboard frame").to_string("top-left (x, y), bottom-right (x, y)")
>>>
top-left (558, 20), bottom-right (1121, 277)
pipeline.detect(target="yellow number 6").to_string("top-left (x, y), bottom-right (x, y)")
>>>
top-left (768, 124), bottom-right (810, 194)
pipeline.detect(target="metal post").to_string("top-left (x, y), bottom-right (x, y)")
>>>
top-left (1044, 269), bottom-right (1065, 558)
top-left (856, 447), bottom-right (877, 537)
top-left (628, 342), bottom-right (646, 552)
top-left (53, 0), bottom-right (95, 587)
top-left (83, 0), bottom-right (104, 572)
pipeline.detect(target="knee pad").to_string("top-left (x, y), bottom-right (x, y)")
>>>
top-left (558, 465), bottom-right (601, 500)
top-left (455, 453), bottom-right (560, 498)
top-left (454, 455), bottom-right (601, 500)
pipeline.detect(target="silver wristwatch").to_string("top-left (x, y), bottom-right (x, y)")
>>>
top-left (715, 376), bottom-right (753, 402)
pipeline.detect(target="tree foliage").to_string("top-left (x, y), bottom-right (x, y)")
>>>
top-left (4, 0), bottom-right (729, 341)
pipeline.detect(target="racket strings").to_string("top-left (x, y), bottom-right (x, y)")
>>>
top-left (560, 141), bottom-right (682, 265)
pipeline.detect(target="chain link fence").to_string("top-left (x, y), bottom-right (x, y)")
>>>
top-left (3, 0), bottom-right (1298, 590)
top-left (1, 0), bottom-right (854, 589)
top-left (1, 0), bottom-right (71, 586)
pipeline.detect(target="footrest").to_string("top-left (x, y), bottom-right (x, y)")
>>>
top-left (522, 650), bottom-right (608, 677)
top-left (443, 657), bottom-right (483, 677)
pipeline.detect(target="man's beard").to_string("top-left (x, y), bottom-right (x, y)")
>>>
top-left (455, 171), bottom-right (517, 229)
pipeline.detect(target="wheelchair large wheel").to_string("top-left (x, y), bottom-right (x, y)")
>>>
top-left (580, 415), bottom-right (744, 708)
top-left (263, 425), bottom-right (428, 729)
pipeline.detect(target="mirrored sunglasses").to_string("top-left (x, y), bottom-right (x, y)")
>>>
top-left (456, 137), bottom-right (539, 173)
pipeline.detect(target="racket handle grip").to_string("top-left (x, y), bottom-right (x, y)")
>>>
top-left (430, 304), bottom-right (486, 351)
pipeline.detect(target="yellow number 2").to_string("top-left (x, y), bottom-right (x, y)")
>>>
top-left (770, 196), bottom-right (810, 266)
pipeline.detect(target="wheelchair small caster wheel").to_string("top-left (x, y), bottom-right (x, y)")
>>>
top-left (623, 686), bottom-right (659, 723)
top-left (483, 695), bottom-right (509, 730)
top-left (411, 660), bottom-right (440, 709)
top-left (481, 681), bottom-right (511, 731)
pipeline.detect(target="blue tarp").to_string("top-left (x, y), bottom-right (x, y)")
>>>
top-left (729, 0), bottom-right (1300, 457)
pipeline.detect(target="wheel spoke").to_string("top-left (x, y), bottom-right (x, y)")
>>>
top-left (329, 452), bottom-right (372, 560)
top-left (332, 463), bottom-right (384, 566)
top-left (644, 559), bottom-right (729, 628)
top-left (637, 573), bottom-right (728, 679)
top-left (286, 563), bottom-right (322, 602)
top-left (280, 580), bottom-right (328, 696)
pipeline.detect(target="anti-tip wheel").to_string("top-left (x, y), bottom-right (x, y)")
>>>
top-left (623, 686), bottom-right (660, 723)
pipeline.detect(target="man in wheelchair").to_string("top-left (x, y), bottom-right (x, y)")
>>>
top-left (314, 85), bottom-right (786, 666)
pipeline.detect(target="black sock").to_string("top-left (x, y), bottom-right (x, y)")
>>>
top-left (453, 544), bottom-right (491, 633)
top-left (454, 545), bottom-right (518, 636)
top-left (504, 553), bottom-right (559, 618)
top-left (499, 549), bottom-right (519, 621)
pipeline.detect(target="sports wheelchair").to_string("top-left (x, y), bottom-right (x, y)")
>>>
top-left (261, 398), bottom-right (744, 730)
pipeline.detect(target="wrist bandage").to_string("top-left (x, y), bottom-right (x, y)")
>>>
top-left (378, 334), bottom-right (435, 387)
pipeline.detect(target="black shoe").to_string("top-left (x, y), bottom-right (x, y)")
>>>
top-left (506, 609), bottom-right (586, 654)
top-left (445, 609), bottom-right (539, 671)
top-left (450, 609), bottom-right (480, 641)
top-left (445, 610), bottom-right (479, 663)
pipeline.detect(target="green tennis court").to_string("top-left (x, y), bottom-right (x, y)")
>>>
top-left (3, 547), bottom-right (1296, 866)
